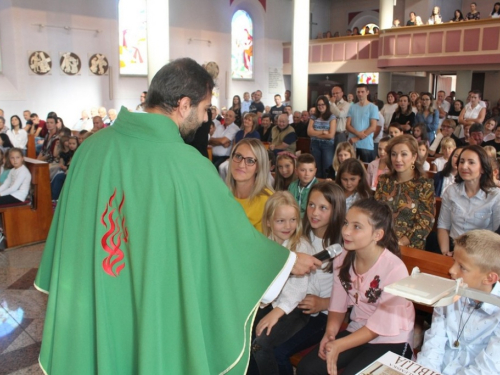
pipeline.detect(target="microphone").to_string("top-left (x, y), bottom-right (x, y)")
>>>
top-left (313, 244), bottom-right (343, 261)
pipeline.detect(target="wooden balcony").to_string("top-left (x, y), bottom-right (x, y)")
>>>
top-left (283, 18), bottom-right (500, 74)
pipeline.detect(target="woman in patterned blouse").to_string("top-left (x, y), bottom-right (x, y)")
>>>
top-left (375, 135), bottom-right (435, 249)
top-left (466, 2), bottom-right (481, 20)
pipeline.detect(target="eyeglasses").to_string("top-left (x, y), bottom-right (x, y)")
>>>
top-left (317, 103), bottom-right (326, 107)
top-left (232, 153), bottom-right (257, 166)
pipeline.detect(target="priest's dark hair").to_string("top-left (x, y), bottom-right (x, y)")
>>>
top-left (145, 58), bottom-right (215, 114)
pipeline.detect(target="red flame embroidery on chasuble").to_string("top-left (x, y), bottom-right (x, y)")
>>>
top-left (100, 189), bottom-right (129, 277)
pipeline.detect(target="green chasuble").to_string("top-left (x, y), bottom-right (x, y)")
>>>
top-left (35, 108), bottom-right (289, 375)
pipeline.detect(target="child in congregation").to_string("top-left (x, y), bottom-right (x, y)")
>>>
top-left (58, 136), bottom-right (78, 172)
top-left (417, 140), bottom-right (430, 171)
top-left (326, 142), bottom-right (355, 179)
top-left (335, 158), bottom-right (372, 210)
top-left (273, 181), bottom-right (347, 375)
top-left (366, 136), bottom-right (390, 190)
top-left (0, 149), bottom-right (11, 185)
top-left (489, 156), bottom-right (500, 188)
top-left (274, 152), bottom-right (297, 191)
top-left (484, 145), bottom-right (497, 159)
top-left (297, 198), bottom-right (415, 375)
top-left (249, 191), bottom-right (316, 375)
top-left (431, 137), bottom-right (456, 172)
top-left (417, 229), bottom-right (500, 374)
top-left (51, 136), bottom-right (80, 201)
top-left (412, 123), bottom-right (429, 146)
top-left (388, 122), bottom-right (403, 138)
top-left (288, 153), bottom-right (318, 217)
top-left (0, 148), bottom-right (31, 206)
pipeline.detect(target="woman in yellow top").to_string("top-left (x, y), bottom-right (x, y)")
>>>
top-left (227, 138), bottom-right (274, 232)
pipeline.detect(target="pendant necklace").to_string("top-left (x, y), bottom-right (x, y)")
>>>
top-left (454, 301), bottom-right (481, 348)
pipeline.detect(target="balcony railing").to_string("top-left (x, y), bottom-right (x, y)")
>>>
top-left (283, 18), bottom-right (500, 74)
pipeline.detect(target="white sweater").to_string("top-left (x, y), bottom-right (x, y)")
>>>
top-left (0, 165), bottom-right (31, 201)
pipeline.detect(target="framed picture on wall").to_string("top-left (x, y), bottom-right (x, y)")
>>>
top-left (28, 51), bottom-right (52, 75)
top-left (60, 52), bottom-right (82, 75)
top-left (88, 53), bottom-right (109, 75)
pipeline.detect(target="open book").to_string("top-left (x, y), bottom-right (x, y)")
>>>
top-left (356, 351), bottom-right (440, 375)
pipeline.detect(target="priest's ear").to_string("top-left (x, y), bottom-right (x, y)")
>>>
top-left (177, 96), bottom-right (192, 120)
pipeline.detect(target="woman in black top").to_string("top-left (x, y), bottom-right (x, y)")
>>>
top-left (230, 95), bottom-right (242, 126)
top-left (391, 94), bottom-right (415, 133)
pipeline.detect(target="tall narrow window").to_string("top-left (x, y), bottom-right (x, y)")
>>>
top-left (119, 0), bottom-right (148, 76)
top-left (231, 10), bottom-right (253, 80)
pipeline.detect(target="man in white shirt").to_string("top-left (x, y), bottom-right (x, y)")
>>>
top-left (330, 85), bottom-right (351, 144)
top-left (436, 90), bottom-right (450, 128)
top-left (209, 110), bottom-right (239, 169)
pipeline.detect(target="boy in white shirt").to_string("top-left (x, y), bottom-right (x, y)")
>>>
top-left (417, 230), bottom-right (500, 374)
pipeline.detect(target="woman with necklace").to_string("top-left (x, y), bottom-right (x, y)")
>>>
top-left (375, 135), bottom-right (435, 249)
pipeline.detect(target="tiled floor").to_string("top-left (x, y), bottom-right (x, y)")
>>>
top-left (0, 243), bottom-right (46, 375)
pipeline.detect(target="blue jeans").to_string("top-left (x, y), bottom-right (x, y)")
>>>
top-left (356, 147), bottom-right (375, 163)
top-left (273, 313), bottom-right (328, 375)
top-left (310, 140), bottom-right (334, 179)
top-left (51, 173), bottom-right (66, 200)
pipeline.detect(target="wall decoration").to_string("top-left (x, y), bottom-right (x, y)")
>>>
top-left (231, 10), bottom-right (253, 80)
top-left (118, 0), bottom-right (148, 76)
top-left (89, 53), bottom-right (109, 75)
top-left (204, 61), bottom-right (219, 80)
top-left (60, 52), bottom-right (82, 75)
top-left (28, 51), bottom-right (52, 75)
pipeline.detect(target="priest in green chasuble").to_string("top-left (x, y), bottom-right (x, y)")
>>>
top-left (35, 58), bottom-right (320, 374)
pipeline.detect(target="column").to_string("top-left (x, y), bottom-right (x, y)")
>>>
top-left (292, 0), bottom-right (310, 111)
top-left (146, 0), bottom-right (170, 83)
top-left (377, 72), bottom-right (392, 104)
top-left (456, 70), bottom-right (473, 101)
top-left (379, 0), bottom-right (394, 30)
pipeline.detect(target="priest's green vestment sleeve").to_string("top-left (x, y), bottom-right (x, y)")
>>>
top-left (35, 108), bottom-right (290, 374)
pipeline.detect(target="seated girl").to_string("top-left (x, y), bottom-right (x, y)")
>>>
top-left (326, 142), bottom-right (355, 179)
top-left (434, 147), bottom-right (462, 197)
top-left (366, 136), bottom-right (390, 190)
top-left (274, 152), bottom-right (297, 191)
top-left (417, 140), bottom-right (430, 171)
top-left (297, 198), bottom-right (415, 375)
top-left (335, 158), bottom-right (372, 210)
top-left (249, 191), bottom-right (315, 374)
top-left (0, 148), bottom-right (31, 206)
top-left (431, 137), bottom-right (456, 172)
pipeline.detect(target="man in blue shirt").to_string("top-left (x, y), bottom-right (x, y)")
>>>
top-left (346, 84), bottom-right (379, 162)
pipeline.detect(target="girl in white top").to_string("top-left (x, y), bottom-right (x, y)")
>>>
top-left (0, 148), bottom-right (31, 205)
top-left (250, 191), bottom-right (315, 374)
top-left (428, 6), bottom-right (443, 24)
top-left (7, 116), bottom-right (28, 150)
top-left (272, 182), bottom-right (347, 375)
top-left (380, 92), bottom-right (398, 131)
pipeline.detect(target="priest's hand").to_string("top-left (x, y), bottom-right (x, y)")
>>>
top-left (291, 253), bottom-right (321, 276)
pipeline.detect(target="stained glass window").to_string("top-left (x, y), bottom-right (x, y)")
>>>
top-left (231, 10), bottom-right (253, 80)
top-left (119, 0), bottom-right (148, 76)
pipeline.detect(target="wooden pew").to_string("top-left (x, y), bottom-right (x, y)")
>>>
top-left (289, 246), bottom-right (454, 368)
top-left (27, 134), bottom-right (36, 158)
top-left (296, 137), bottom-right (311, 154)
top-left (0, 158), bottom-right (53, 248)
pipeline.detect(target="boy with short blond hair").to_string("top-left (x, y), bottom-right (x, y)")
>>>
top-left (288, 153), bottom-right (318, 216)
top-left (432, 137), bottom-right (456, 171)
top-left (417, 229), bottom-right (500, 374)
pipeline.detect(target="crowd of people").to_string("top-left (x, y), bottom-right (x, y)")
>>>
top-left (0, 105), bottom-right (117, 205)
top-left (315, 2), bottom-right (499, 39)
top-left (190, 82), bottom-right (500, 374)
top-left (4, 63), bottom-right (500, 373)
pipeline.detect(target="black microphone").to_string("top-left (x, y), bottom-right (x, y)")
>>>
top-left (313, 244), bottom-right (343, 261)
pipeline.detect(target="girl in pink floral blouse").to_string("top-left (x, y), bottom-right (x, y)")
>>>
top-left (297, 198), bottom-right (415, 375)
